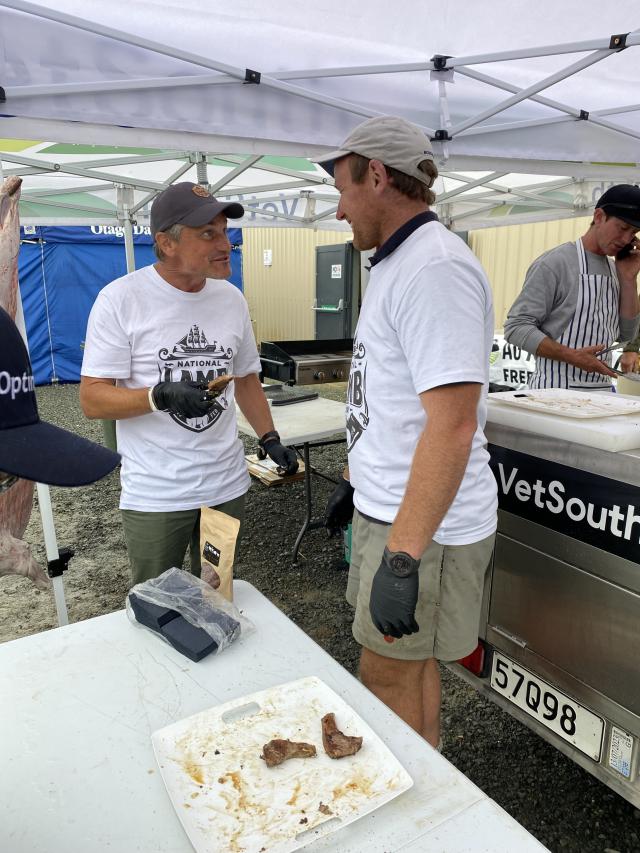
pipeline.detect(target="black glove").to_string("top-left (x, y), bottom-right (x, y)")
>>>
top-left (152, 381), bottom-right (215, 419)
top-left (258, 430), bottom-right (299, 475)
top-left (325, 477), bottom-right (354, 536)
top-left (369, 547), bottom-right (420, 639)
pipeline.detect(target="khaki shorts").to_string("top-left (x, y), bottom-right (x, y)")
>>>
top-left (347, 509), bottom-right (495, 662)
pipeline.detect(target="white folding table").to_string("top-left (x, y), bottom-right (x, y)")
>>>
top-left (236, 396), bottom-right (347, 562)
top-left (0, 580), bottom-right (547, 853)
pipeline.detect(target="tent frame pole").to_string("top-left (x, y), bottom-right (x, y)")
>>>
top-left (12, 287), bottom-right (69, 627)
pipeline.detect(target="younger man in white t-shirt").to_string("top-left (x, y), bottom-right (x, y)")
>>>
top-left (317, 117), bottom-right (497, 748)
top-left (80, 183), bottom-right (298, 584)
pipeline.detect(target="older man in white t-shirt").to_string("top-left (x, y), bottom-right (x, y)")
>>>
top-left (317, 117), bottom-right (497, 749)
top-left (80, 183), bottom-right (298, 584)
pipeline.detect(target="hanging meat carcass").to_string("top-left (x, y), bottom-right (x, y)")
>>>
top-left (0, 176), bottom-right (49, 590)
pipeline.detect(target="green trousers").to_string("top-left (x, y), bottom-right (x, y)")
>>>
top-left (121, 494), bottom-right (246, 586)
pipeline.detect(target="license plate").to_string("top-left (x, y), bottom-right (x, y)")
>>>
top-left (490, 652), bottom-right (604, 761)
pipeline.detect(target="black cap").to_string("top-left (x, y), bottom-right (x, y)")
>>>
top-left (0, 307), bottom-right (121, 486)
top-left (595, 184), bottom-right (640, 229)
top-left (150, 182), bottom-right (244, 236)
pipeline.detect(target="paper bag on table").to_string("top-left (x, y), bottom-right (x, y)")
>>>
top-left (199, 507), bottom-right (240, 601)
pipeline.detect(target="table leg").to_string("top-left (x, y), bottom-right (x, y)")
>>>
top-left (292, 443), bottom-right (312, 564)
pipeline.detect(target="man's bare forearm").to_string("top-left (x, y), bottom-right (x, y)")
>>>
top-left (535, 336), bottom-right (576, 362)
top-left (80, 376), bottom-right (152, 420)
top-left (535, 337), bottom-right (617, 377)
top-left (234, 374), bottom-right (275, 438)
top-left (387, 419), bottom-right (474, 559)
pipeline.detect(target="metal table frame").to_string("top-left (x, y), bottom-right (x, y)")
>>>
top-left (236, 396), bottom-right (348, 564)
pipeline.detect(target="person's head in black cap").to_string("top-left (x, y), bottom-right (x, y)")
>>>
top-left (589, 184), bottom-right (640, 259)
top-left (0, 307), bottom-right (120, 492)
top-left (150, 182), bottom-right (244, 289)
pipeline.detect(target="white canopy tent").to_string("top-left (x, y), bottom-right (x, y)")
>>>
top-left (1, 0), bottom-right (640, 625)
top-left (1, 0), bottom-right (640, 235)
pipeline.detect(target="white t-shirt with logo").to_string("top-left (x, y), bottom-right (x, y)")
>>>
top-left (81, 265), bottom-right (261, 511)
top-left (347, 221), bottom-right (498, 545)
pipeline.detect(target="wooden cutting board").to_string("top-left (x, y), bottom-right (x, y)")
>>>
top-left (152, 676), bottom-right (413, 853)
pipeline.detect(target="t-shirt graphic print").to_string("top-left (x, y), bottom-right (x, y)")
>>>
top-left (346, 336), bottom-right (369, 451)
top-left (157, 322), bottom-right (233, 433)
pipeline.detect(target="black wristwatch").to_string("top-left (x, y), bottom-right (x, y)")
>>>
top-left (383, 547), bottom-right (420, 578)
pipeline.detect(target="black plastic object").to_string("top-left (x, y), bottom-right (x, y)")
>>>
top-left (617, 240), bottom-right (636, 260)
top-left (128, 592), bottom-right (179, 632)
top-left (47, 546), bottom-right (75, 578)
top-left (160, 616), bottom-right (219, 662)
top-left (272, 392), bottom-right (319, 406)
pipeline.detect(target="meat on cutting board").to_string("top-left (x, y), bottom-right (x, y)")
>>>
top-left (261, 739), bottom-right (317, 768)
top-left (321, 713), bottom-right (363, 759)
top-left (0, 175), bottom-right (48, 590)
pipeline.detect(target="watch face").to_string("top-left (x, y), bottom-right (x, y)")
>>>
top-left (390, 554), bottom-right (413, 577)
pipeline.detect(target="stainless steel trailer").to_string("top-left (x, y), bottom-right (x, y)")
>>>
top-left (452, 400), bottom-right (640, 806)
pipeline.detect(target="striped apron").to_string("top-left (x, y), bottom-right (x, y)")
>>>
top-left (530, 239), bottom-right (619, 390)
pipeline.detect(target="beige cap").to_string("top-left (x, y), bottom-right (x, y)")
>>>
top-left (316, 116), bottom-right (436, 186)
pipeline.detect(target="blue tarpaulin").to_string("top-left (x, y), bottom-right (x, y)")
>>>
top-left (18, 225), bottom-right (243, 385)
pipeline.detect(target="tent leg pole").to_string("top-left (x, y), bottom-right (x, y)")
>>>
top-left (123, 210), bottom-right (136, 274)
top-left (14, 289), bottom-right (69, 628)
top-left (36, 487), bottom-right (69, 627)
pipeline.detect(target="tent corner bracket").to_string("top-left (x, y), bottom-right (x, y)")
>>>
top-left (578, 109), bottom-right (589, 120)
top-left (433, 129), bottom-right (452, 141)
top-left (431, 55), bottom-right (452, 71)
top-left (609, 33), bottom-right (628, 50)
top-left (244, 69), bottom-right (261, 84)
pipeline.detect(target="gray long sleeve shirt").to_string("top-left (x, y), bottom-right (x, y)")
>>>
top-left (504, 241), bottom-right (640, 354)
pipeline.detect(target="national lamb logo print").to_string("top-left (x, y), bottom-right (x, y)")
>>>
top-left (157, 324), bottom-right (233, 433)
top-left (346, 338), bottom-right (369, 451)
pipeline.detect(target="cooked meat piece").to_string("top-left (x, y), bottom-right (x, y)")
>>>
top-left (321, 713), bottom-right (363, 759)
top-left (207, 375), bottom-right (234, 397)
top-left (261, 739), bottom-right (317, 768)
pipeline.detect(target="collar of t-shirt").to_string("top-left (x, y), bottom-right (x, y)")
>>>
top-left (368, 210), bottom-right (439, 268)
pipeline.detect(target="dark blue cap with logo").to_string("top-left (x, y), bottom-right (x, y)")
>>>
top-left (0, 307), bottom-right (120, 486)
top-left (150, 182), bottom-right (244, 237)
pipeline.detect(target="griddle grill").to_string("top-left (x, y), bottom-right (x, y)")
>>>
top-left (260, 338), bottom-right (353, 385)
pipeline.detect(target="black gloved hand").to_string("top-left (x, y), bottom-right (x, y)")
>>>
top-left (325, 477), bottom-right (354, 537)
top-left (369, 547), bottom-right (420, 639)
top-left (152, 381), bottom-right (215, 419)
top-left (258, 430), bottom-right (299, 475)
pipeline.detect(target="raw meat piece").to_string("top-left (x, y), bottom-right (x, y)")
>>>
top-left (321, 713), bottom-right (363, 759)
top-left (261, 739), bottom-right (317, 768)
top-left (0, 176), bottom-right (22, 318)
top-left (0, 529), bottom-right (50, 591)
top-left (0, 175), bottom-right (48, 590)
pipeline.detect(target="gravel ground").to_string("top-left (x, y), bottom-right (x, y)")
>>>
top-left (2, 382), bottom-right (639, 852)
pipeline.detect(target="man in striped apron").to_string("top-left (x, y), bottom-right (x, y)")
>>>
top-left (504, 184), bottom-right (640, 391)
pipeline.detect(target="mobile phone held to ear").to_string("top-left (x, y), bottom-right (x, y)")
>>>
top-left (616, 240), bottom-right (636, 260)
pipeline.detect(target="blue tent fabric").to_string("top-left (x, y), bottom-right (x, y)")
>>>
top-left (18, 226), bottom-right (243, 385)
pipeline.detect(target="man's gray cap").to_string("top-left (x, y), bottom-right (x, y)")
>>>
top-left (316, 116), bottom-right (436, 187)
top-left (150, 182), bottom-right (244, 236)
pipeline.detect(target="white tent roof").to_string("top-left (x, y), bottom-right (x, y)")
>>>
top-left (1, 0), bottom-right (639, 230)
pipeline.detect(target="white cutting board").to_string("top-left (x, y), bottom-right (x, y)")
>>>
top-left (489, 388), bottom-right (640, 418)
top-left (152, 676), bottom-right (413, 853)
top-left (487, 393), bottom-right (640, 452)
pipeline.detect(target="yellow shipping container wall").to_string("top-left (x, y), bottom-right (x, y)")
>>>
top-left (469, 216), bottom-right (592, 331)
top-left (242, 218), bottom-right (596, 344)
top-left (242, 228), bottom-right (352, 344)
